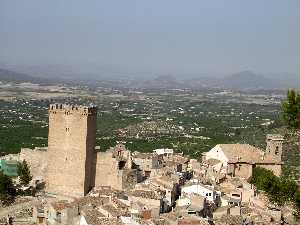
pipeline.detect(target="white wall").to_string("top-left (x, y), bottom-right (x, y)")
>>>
top-left (181, 184), bottom-right (215, 202)
top-left (80, 216), bottom-right (88, 225)
top-left (205, 145), bottom-right (228, 166)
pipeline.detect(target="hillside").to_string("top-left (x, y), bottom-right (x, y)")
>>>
top-left (221, 71), bottom-right (278, 90)
top-left (0, 68), bottom-right (37, 83)
top-left (0, 68), bottom-right (61, 85)
top-left (219, 71), bottom-right (300, 90)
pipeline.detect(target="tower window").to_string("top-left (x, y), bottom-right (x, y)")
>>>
top-left (118, 161), bottom-right (126, 170)
top-left (275, 146), bottom-right (279, 155)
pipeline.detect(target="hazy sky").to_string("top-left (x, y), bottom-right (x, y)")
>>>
top-left (0, 0), bottom-right (300, 76)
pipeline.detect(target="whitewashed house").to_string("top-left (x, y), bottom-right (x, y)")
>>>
top-left (181, 181), bottom-right (220, 204)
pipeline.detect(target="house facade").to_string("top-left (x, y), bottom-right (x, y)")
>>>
top-left (204, 135), bottom-right (284, 179)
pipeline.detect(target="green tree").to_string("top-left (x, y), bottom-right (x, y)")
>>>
top-left (17, 160), bottom-right (32, 186)
top-left (0, 171), bottom-right (15, 206)
top-left (282, 89), bottom-right (300, 129)
top-left (250, 167), bottom-right (277, 190)
top-left (250, 167), bottom-right (299, 208)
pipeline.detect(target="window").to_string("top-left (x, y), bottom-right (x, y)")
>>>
top-left (275, 146), bottom-right (279, 155)
top-left (118, 161), bottom-right (126, 170)
top-left (56, 212), bottom-right (62, 223)
top-left (145, 171), bottom-right (151, 177)
top-left (232, 193), bottom-right (241, 197)
top-left (38, 217), bottom-right (44, 224)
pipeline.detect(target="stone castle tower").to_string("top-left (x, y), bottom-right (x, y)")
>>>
top-left (46, 104), bottom-right (97, 197)
top-left (266, 134), bottom-right (284, 161)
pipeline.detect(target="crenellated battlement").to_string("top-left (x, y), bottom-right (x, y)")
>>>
top-left (266, 134), bottom-right (284, 141)
top-left (49, 104), bottom-right (97, 115)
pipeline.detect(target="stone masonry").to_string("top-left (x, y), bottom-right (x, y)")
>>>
top-left (46, 104), bottom-right (97, 197)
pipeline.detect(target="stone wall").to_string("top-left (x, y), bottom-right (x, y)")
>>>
top-left (46, 104), bottom-right (97, 197)
top-left (257, 164), bottom-right (282, 177)
top-left (94, 152), bottom-right (123, 190)
top-left (94, 145), bottom-right (136, 190)
top-left (19, 148), bottom-right (48, 182)
top-left (232, 163), bottom-right (253, 180)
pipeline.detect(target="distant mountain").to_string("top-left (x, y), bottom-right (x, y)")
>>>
top-left (0, 68), bottom-right (58, 85)
top-left (1, 64), bottom-right (299, 90)
top-left (221, 71), bottom-right (278, 90)
top-left (142, 75), bottom-right (181, 88)
top-left (0, 68), bottom-right (36, 82)
top-left (264, 73), bottom-right (300, 89)
top-left (131, 71), bottom-right (300, 90)
top-left (218, 71), bottom-right (299, 90)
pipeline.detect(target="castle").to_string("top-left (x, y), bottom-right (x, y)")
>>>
top-left (45, 104), bottom-right (283, 197)
top-left (46, 104), bottom-right (136, 197)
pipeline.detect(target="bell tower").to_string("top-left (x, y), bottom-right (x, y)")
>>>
top-left (266, 134), bottom-right (284, 161)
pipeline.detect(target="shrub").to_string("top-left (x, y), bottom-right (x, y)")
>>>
top-left (250, 167), bottom-right (299, 208)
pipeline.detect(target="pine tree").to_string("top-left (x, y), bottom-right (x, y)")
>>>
top-left (282, 89), bottom-right (300, 129)
top-left (17, 160), bottom-right (32, 186)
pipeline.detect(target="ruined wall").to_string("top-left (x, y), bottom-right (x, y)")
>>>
top-left (232, 163), bottom-right (253, 179)
top-left (19, 148), bottom-right (48, 181)
top-left (257, 164), bottom-right (282, 177)
top-left (133, 158), bottom-right (153, 171)
top-left (122, 169), bottom-right (137, 190)
top-left (46, 104), bottom-right (97, 197)
top-left (94, 152), bottom-right (123, 190)
top-left (94, 145), bottom-right (136, 190)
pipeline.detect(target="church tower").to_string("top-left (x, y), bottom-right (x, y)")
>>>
top-left (46, 104), bottom-right (97, 197)
top-left (266, 134), bottom-right (284, 161)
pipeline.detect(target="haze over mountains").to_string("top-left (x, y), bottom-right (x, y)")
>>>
top-left (219, 71), bottom-right (300, 90)
top-left (0, 65), bottom-right (299, 90)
